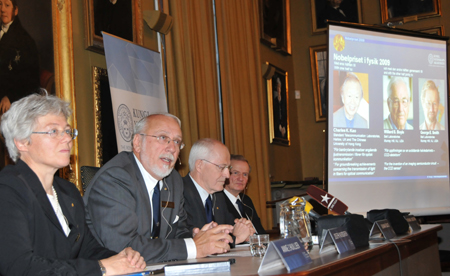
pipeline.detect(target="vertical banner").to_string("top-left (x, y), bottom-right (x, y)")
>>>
top-left (103, 33), bottom-right (167, 152)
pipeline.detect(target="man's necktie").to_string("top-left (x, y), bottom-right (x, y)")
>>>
top-left (151, 183), bottom-right (160, 238)
top-left (236, 199), bottom-right (246, 218)
top-left (205, 196), bottom-right (213, 223)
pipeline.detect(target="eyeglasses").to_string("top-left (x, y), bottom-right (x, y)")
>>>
top-left (201, 159), bottom-right (232, 172)
top-left (230, 170), bottom-right (249, 178)
top-left (139, 134), bottom-right (185, 150)
top-left (32, 128), bottom-right (78, 140)
top-left (389, 98), bottom-right (409, 108)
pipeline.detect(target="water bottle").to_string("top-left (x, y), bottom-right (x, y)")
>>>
top-left (279, 197), bottom-right (313, 251)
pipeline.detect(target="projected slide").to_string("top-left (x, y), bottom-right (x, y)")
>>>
top-left (327, 23), bottom-right (450, 215)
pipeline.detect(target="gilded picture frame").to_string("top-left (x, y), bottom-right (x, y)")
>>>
top-left (311, 0), bottom-right (362, 34)
top-left (380, 0), bottom-right (441, 24)
top-left (259, 0), bottom-right (291, 55)
top-left (310, 45), bottom-right (328, 122)
top-left (92, 66), bottom-right (118, 167)
top-left (266, 64), bottom-right (290, 146)
top-left (0, 1), bottom-right (79, 189)
top-left (414, 25), bottom-right (445, 36)
top-left (53, 0), bottom-right (80, 190)
top-left (84, 0), bottom-right (143, 54)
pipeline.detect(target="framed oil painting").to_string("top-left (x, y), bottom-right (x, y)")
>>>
top-left (92, 66), bottom-right (118, 167)
top-left (380, 0), bottom-right (441, 24)
top-left (310, 45), bottom-right (328, 122)
top-left (259, 0), bottom-right (291, 55)
top-left (311, 0), bottom-right (362, 34)
top-left (0, 0), bottom-right (79, 189)
top-left (266, 63), bottom-right (290, 146)
top-left (84, 0), bottom-right (143, 54)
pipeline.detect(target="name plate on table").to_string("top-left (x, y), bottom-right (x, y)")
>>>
top-left (369, 219), bottom-right (396, 240)
top-left (320, 226), bottom-right (355, 254)
top-left (258, 237), bottom-right (312, 273)
top-left (404, 215), bottom-right (421, 232)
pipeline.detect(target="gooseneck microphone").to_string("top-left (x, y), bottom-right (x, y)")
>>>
top-left (303, 200), bottom-right (322, 221)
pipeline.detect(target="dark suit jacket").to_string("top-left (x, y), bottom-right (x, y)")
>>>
top-left (183, 175), bottom-right (241, 246)
top-left (217, 191), bottom-right (266, 234)
top-left (84, 151), bottom-right (191, 263)
top-left (0, 160), bottom-right (115, 276)
top-left (182, 174), bottom-right (210, 229)
top-left (0, 17), bottom-right (40, 102)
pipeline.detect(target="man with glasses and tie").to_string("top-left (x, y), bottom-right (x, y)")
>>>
top-left (183, 138), bottom-right (255, 246)
top-left (84, 114), bottom-right (233, 263)
top-left (384, 76), bottom-right (413, 130)
top-left (219, 154), bottom-right (266, 234)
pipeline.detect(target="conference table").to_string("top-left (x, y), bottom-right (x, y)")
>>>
top-left (147, 224), bottom-right (442, 276)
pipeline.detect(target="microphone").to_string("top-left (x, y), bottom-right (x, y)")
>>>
top-left (283, 196), bottom-right (321, 220)
top-left (177, 157), bottom-right (181, 165)
top-left (306, 185), bottom-right (349, 215)
top-left (303, 200), bottom-right (321, 221)
top-left (239, 192), bottom-right (258, 234)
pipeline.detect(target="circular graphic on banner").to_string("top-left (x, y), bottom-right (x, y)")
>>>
top-left (333, 34), bottom-right (345, 52)
top-left (428, 53), bottom-right (433, 64)
top-left (117, 104), bottom-right (133, 142)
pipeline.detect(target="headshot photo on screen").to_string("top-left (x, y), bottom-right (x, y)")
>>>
top-left (333, 71), bottom-right (369, 129)
top-left (419, 79), bottom-right (445, 131)
top-left (383, 76), bottom-right (413, 130)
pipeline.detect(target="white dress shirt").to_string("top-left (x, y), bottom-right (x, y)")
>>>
top-left (134, 154), bottom-right (196, 259)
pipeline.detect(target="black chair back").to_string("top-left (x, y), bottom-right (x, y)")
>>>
top-left (80, 166), bottom-right (100, 192)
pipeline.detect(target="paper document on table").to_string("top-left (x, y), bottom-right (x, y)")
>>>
top-left (209, 250), bottom-right (252, 257)
top-left (115, 264), bottom-right (166, 275)
top-left (145, 264), bottom-right (166, 271)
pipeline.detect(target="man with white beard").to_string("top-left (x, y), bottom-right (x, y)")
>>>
top-left (84, 114), bottom-right (233, 263)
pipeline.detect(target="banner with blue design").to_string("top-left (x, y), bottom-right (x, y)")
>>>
top-left (103, 32), bottom-right (167, 152)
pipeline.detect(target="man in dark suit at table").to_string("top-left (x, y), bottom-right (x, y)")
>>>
top-left (183, 138), bottom-right (254, 245)
top-left (220, 154), bottom-right (266, 234)
top-left (84, 114), bottom-right (233, 263)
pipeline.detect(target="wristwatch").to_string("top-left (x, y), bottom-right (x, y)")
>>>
top-left (98, 260), bottom-right (107, 276)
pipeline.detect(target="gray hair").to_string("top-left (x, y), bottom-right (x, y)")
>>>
top-left (421, 80), bottom-right (440, 104)
top-left (387, 77), bottom-right (411, 99)
top-left (340, 72), bottom-right (363, 98)
top-left (1, 93), bottom-right (72, 162)
top-left (188, 138), bottom-right (217, 171)
top-left (132, 113), bottom-right (181, 146)
top-left (230, 154), bottom-right (252, 173)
